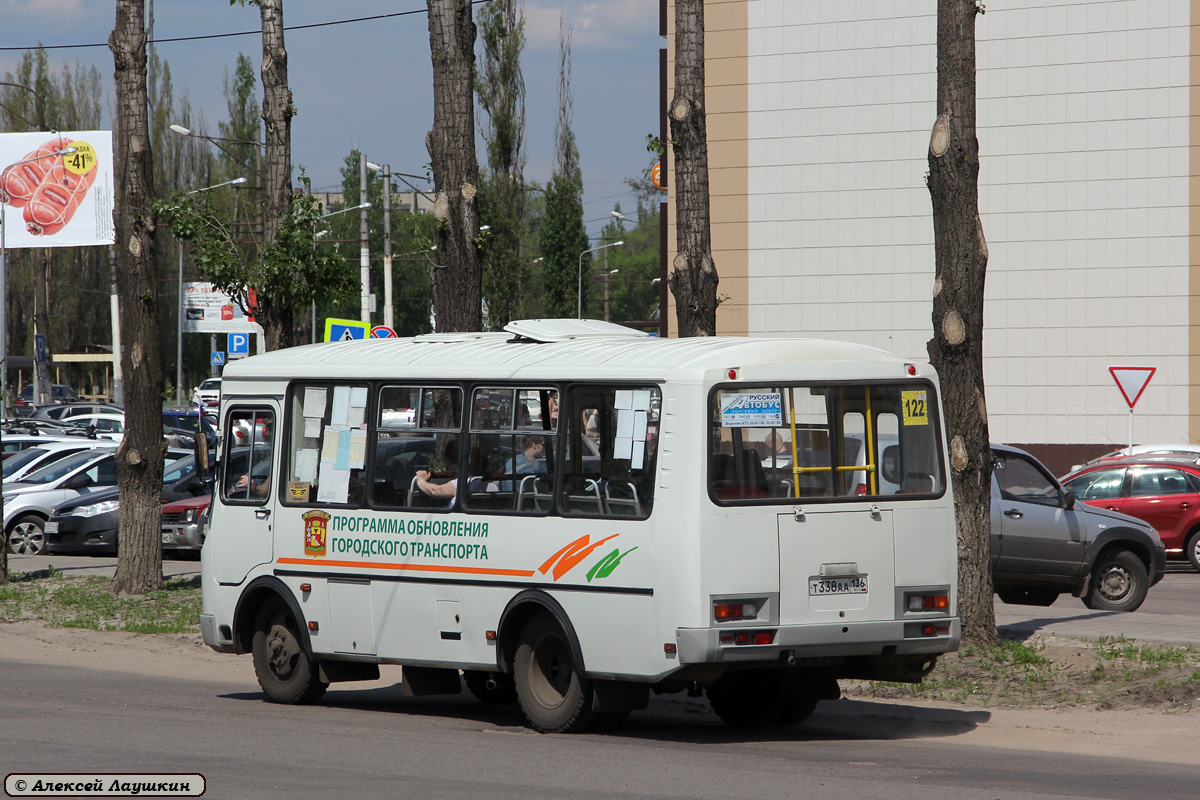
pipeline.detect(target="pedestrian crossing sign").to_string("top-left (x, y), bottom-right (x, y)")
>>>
top-left (323, 318), bottom-right (370, 343)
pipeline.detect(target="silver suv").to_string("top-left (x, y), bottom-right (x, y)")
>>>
top-left (990, 444), bottom-right (1165, 613)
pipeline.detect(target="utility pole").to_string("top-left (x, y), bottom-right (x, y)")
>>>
top-left (360, 153), bottom-right (370, 324)
top-left (382, 164), bottom-right (393, 329)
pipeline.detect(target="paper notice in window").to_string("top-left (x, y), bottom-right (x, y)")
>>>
top-left (616, 409), bottom-right (635, 439)
top-left (615, 436), bottom-right (633, 460)
top-left (321, 428), bottom-right (340, 459)
top-left (615, 389), bottom-right (633, 410)
top-left (632, 389), bottom-right (651, 410)
top-left (350, 386), bottom-right (368, 408)
top-left (303, 387), bottom-right (326, 418)
top-left (303, 417), bottom-right (323, 439)
top-left (632, 441), bottom-right (645, 469)
top-left (348, 430), bottom-right (366, 469)
top-left (294, 448), bottom-right (318, 483)
top-left (331, 385), bottom-right (351, 426)
top-left (316, 459), bottom-right (350, 503)
top-left (633, 410), bottom-right (647, 442)
top-left (347, 405), bottom-right (365, 427)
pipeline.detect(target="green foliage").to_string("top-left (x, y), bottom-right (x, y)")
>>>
top-left (155, 190), bottom-right (357, 344)
top-left (315, 150), bottom-right (436, 337)
top-left (476, 0), bottom-right (530, 329)
top-left (585, 199), bottom-right (660, 327)
top-left (539, 171), bottom-right (588, 318)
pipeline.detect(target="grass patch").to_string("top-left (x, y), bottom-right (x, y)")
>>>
top-left (0, 569), bottom-right (201, 634)
top-left (844, 633), bottom-right (1200, 711)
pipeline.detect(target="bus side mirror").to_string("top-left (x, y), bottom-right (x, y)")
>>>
top-left (195, 435), bottom-right (210, 478)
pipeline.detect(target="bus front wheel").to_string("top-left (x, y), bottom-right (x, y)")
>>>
top-left (251, 601), bottom-right (328, 705)
top-left (513, 614), bottom-right (594, 733)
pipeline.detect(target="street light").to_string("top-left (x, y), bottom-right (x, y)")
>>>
top-left (603, 268), bottom-right (619, 322)
top-left (578, 240), bottom-right (624, 318)
top-left (176, 176), bottom-right (247, 404)
top-left (1, 144), bottom-right (77, 402)
top-left (311, 202), bottom-right (371, 342)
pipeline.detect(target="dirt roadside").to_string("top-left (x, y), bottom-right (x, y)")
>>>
top-left (4, 620), bottom-right (1199, 765)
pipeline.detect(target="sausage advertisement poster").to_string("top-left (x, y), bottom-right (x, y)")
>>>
top-left (0, 130), bottom-right (115, 249)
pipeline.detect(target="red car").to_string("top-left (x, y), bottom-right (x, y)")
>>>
top-left (1062, 456), bottom-right (1200, 571)
top-left (159, 494), bottom-right (211, 555)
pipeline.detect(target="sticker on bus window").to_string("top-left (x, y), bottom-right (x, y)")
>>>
top-left (902, 390), bottom-right (929, 426)
top-left (720, 392), bottom-right (783, 428)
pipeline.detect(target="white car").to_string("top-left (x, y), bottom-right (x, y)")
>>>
top-left (63, 413), bottom-right (125, 443)
top-left (193, 378), bottom-right (221, 408)
top-left (4, 447), bottom-right (118, 554)
top-left (2, 440), bottom-right (114, 483)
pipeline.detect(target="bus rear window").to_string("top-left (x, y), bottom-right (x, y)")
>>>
top-left (709, 383), bottom-right (943, 503)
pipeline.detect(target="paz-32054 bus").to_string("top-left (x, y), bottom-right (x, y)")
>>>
top-left (200, 319), bottom-right (959, 732)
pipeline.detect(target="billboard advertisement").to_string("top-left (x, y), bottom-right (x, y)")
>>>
top-left (0, 130), bottom-right (115, 248)
top-left (183, 282), bottom-right (259, 334)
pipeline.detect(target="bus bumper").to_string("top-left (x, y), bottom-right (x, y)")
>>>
top-left (200, 613), bottom-right (237, 653)
top-left (675, 617), bottom-right (961, 666)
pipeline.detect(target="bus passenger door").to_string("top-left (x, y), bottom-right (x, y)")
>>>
top-left (212, 403), bottom-right (279, 585)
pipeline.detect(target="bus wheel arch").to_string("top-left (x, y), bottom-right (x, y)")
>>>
top-left (233, 577), bottom-right (313, 656)
top-left (495, 590), bottom-right (585, 678)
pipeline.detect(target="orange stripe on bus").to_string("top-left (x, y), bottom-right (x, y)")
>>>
top-left (276, 557), bottom-right (536, 577)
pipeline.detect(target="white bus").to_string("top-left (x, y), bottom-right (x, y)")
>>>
top-left (200, 319), bottom-right (959, 732)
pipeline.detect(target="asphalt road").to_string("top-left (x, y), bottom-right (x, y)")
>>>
top-left (3, 659), bottom-right (1199, 800)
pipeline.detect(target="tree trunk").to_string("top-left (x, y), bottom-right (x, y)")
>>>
top-left (109, 0), bottom-right (164, 595)
top-left (426, 0), bottom-right (482, 332)
top-left (259, 0), bottom-right (294, 348)
top-left (926, 0), bottom-right (995, 643)
top-left (668, 0), bottom-right (718, 337)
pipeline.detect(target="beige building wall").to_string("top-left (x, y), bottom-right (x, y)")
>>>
top-left (670, 1), bottom-right (1195, 455)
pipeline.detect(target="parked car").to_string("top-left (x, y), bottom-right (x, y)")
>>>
top-left (2, 440), bottom-right (113, 483)
top-left (29, 403), bottom-right (122, 423)
top-left (13, 384), bottom-right (80, 415)
top-left (4, 447), bottom-right (118, 554)
top-left (991, 444), bottom-right (1165, 612)
top-left (63, 413), bottom-right (125, 442)
top-left (162, 408), bottom-right (217, 448)
top-left (192, 378), bottom-right (221, 408)
top-left (159, 493), bottom-right (212, 555)
top-left (1061, 454), bottom-right (1200, 572)
top-left (1, 431), bottom-right (82, 459)
top-left (44, 454), bottom-right (209, 556)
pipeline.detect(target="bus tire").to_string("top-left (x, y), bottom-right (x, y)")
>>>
top-left (463, 670), bottom-right (518, 705)
top-left (513, 613), bottom-right (594, 733)
top-left (706, 671), bottom-right (789, 727)
top-left (251, 600), bottom-right (328, 705)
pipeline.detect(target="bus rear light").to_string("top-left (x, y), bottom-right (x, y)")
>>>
top-left (908, 594), bottom-right (949, 611)
top-left (714, 602), bottom-right (755, 621)
top-left (719, 630), bottom-right (776, 646)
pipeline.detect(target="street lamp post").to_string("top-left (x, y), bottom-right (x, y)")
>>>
top-left (603, 268), bottom-right (620, 322)
top-left (311, 202), bottom-right (371, 342)
top-left (577, 240), bottom-right (624, 318)
top-left (175, 176), bottom-right (247, 405)
top-left (1, 145), bottom-right (77, 409)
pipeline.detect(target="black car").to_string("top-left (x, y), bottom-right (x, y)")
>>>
top-left (13, 384), bottom-right (80, 415)
top-left (162, 408), bottom-right (218, 448)
top-left (44, 454), bottom-right (211, 556)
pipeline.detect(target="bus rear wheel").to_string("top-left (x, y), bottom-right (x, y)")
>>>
top-left (251, 601), bottom-right (328, 705)
top-left (513, 614), bottom-right (594, 733)
top-left (708, 669), bottom-right (823, 727)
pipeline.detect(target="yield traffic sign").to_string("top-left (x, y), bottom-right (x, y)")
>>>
top-left (1108, 365), bottom-right (1156, 409)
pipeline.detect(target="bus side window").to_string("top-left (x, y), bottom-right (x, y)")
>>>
top-left (560, 385), bottom-right (660, 519)
top-left (464, 386), bottom-right (558, 514)
top-left (223, 407), bottom-right (275, 505)
top-left (372, 386), bottom-right (461, 509)
top-left (282, 384), bottom-right (369, 507)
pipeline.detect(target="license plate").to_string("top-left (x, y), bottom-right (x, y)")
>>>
top-left (809, 576), bottom-right (868, 595)
top-left (44, 521), bottom-right (58, 534)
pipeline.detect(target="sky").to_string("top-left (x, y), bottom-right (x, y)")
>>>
top-left (0, 0), bottom-right (663, 239)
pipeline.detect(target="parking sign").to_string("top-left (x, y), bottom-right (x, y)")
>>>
top-left (228, 332), bottom-right (250, 359)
